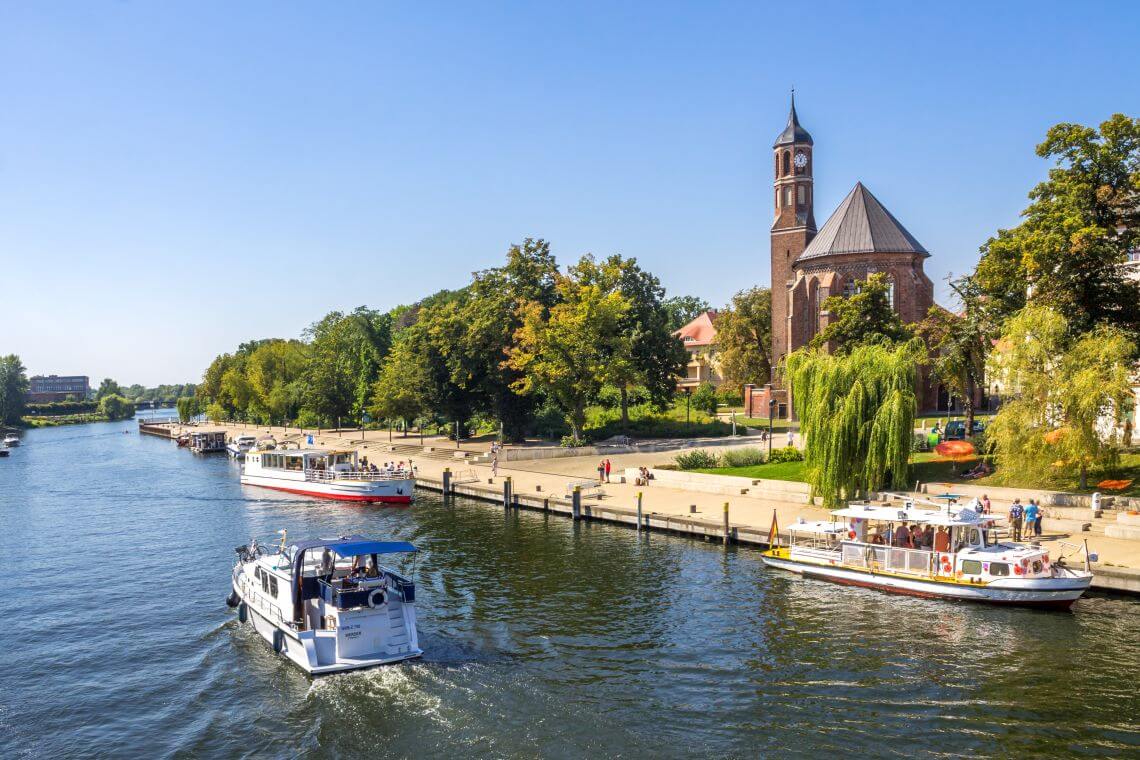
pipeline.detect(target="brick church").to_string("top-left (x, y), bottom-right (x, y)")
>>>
top-left (744, 97), bottom-right (939, 417)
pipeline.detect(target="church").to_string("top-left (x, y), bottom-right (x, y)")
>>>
top-left (744, 97), bottom-right (939, 417)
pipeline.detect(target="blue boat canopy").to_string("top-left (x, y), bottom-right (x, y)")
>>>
top-left (289, 534), bottom-right (418, 556)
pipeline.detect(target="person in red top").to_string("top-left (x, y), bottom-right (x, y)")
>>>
top-left (604, 459), bottom-right (612, 483)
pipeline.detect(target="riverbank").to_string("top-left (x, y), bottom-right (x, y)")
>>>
top-left (148, 420), bottom-right (1140, 595)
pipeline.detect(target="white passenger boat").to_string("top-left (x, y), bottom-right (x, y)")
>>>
top-left (761, 499), bottom-right (1094, 610)
top-left (241, 448), bottom-right (414, 504)
top-left (3, 434), bottom-right (20, 447)
top-left (226, 434), bottom-right (258, 460)
top-left (228, 533), bottom-right (422, 674)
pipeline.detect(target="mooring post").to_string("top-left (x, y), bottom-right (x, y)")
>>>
top-left (723, 502), bottom-right (730, 546)
top-left (442, 467), bottom-right (451, 499)
top-left (572, 486), bottom-right (581, 521)
top-left (637, 491), bottom-right (643, 533)
top-left (503, 477), bottom-right (512, 509)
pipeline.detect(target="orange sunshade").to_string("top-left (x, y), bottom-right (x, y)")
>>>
top-left (934, 440), bottom-right (975, 459)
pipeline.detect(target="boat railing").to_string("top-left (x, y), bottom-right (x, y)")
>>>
top-left (841, 542), bottom-right (936, 576)
top-left (304, 469), bottom-right (411, 483)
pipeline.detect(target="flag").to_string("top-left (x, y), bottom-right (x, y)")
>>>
top-left (768, 510), bottom-right (779, 548)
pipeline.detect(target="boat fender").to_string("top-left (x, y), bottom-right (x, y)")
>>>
top-left (226, 590), bottom-right (240, 608)
top-left (368, 589), bottom-right (386, 608)
top-left (848, 530), bottom-right (856, 540)
top-left (272, 629), bottom-right (285, 654)
top-left (238, 601), bottom-right (248, 624)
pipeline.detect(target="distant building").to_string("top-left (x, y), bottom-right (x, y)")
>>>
top-left (673, 310), bottom-right (723, 390)
top-left (27, 375), bottom-right (90, 403)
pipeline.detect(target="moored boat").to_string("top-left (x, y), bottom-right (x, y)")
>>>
top-left (3, 434), bottom-right (20, 447)
top-left (226, 434), bottom-right (258, 460)
top-left (241, 448), bottom-right (414, 503)
top-left (761, 499), bottom-right (1094, 610)
top-left (228, 533), bottom-right (422, 674)
top-left (189, 430), bottom-right (227, 453)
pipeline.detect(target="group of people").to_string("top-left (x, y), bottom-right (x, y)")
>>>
top-left (597, 458), bottom-right (613, 483)
top-left (633, 466), bottom-right (655, 486)
top-left (1008, 498), bottom-right (1043, 541)
top-left (867, 522), bottom-right (951, 552)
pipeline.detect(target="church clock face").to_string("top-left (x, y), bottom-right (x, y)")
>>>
top-left (794, 152), bottom-right (808, 169)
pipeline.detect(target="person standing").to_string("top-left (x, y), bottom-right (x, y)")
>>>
top-left (491, 456), bottom-right (499, 479)
top-left (982, 494), bottom-right (991, 514)
top-left (786, 430), bottom-right (795, 448)
top-left (1033, 499), bottom-right (1044, 536)
top-left (597, 459), bottom-right (606, 484)
top-left (1024, 500), bottom-right (1039, 539)
top-left (1009, 499), bottom-right (1024, 542)
top-left (604, 458), bottom-right (612, 483)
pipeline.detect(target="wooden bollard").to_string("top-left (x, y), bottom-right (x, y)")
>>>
top-left (442, 468), bottom-right (451, 498)
top-left (572, 486), bottom-right (581, 520)
top-left (503, 477), bottom-right (512, 509)
top-left (637, 492), bottom-right (643, 532)
top-left (723, 502), bottom-right (730, 546)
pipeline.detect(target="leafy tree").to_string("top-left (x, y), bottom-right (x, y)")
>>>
top-left (810, 273), bottom-right (911, 353)
top-left (302, 307), bottom-right (392, 425)
top-left (691, 382), bottom-right (719, 416)
top-left (96, 378), bottom-right (123, 400)
top-left (176, 396), bottom-right (201, 423)
top-left (370, 336), bottom-right (429, 434)
top-left (714, 287), bottom-right (772, 388)
top-left (986, 306), bottom-right (1133, 489)
top-left (663, 294), bottom-right (711, 331)
top-left (787, 340), bottom-right (926, 507)
top-left (508, 274), bottom-right (630, 445)
top-left (245, 339), bottom-right (309, 423)
top-left (97, 394), bottom-right (135, 421)
top-left (971, 114), bottom-right (1140, 341)
top-left (0, 354), bottom-right (29, 426)
top-left (916, 282), bottom-right (987, 436)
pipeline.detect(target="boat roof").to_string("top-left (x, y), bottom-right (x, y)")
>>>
top-left (831, 504), bottom-right (1002, 527)
top-left (788, 520), bottom-right (847, 534)
top-left (289, 534), bottom-right (417, 556)
top-left (260, 448), bottom-right (354, 457)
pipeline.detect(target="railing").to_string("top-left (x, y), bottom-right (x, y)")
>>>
top-left (841, 542), bottom-right (937, 576)
top-left (304, 469), bottom-right (411, 482)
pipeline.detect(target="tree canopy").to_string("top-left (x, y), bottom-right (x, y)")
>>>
top-left (916, 283), bottom-right (987, 436)
top-left (810, 273), bottom-right (912, 354)
top-left (0, 355), bottom-right (29, 427)
top-left (663, 294), bottom-right (711, 331)
top-left (713, 287), bottom-right (772, 388)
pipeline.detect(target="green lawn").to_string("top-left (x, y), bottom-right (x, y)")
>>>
top-left (910, 451), bottom-right (1140, 497)
top-left (693, 460), bottom-right (808, 482)
top-left (733, 416), bottom-right (796, 432)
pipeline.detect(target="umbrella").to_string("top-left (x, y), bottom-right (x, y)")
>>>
top-left (934, 440), bottom-right (975, 459)
top-left (1096, 479), bottom-right (1133, 491)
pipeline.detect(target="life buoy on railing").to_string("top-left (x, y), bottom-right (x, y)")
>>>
top-left (848, 530), bottom-right (857, 540)
top-left (368, 589), bottom-right (386, 608)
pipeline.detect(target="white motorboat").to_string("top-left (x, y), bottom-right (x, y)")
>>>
top-left (241, 448), bottom-right (414, 504)
top-left (3, 434), bottom-right (19, 448)
top-left (226, 434), bottom-right (258, 460)
top-left (228, 533), bottom-right (422, 674)
top-left (761, 497), bottom-right (1094, 610)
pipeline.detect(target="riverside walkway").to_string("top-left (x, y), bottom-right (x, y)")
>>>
top-left (150, 420), bottom-right (1140, 595)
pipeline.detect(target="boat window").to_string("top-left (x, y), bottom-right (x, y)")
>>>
top-left (961, 559), bottom-right (983, 575)
top-left (286, 456), bottom-right (303, 471)
top-left (254, 567), bottom-right (261, 581)
top-left (269, 576), bottom-right (278, 596)
top-left (1032, 559), bottom-right (1043, 574)
top-left (261, 571), bottom-right (269, 592)
top-left (989, 562), bottom-right (1009, 576)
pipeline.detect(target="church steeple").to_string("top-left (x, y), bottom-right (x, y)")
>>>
top-left (774, 91), bottom-right (813, 147)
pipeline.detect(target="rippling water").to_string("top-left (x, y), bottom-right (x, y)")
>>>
top-left (1, 419), bottom-right (1138, 758)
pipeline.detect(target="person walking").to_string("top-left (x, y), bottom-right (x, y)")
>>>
top-left (604, 458), bottom-right (612, 483)
top-left (491, 455), bottom-right (499, 479)
top-left (1009, 499), bottom-right (1024, 542)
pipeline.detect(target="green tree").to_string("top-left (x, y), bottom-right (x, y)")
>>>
top-left (972, 114), bottom-right (1140, 340)
top-left (663, 294), bottom-right (711, 331)
top-left (370, 336), bottom-right (429, 434)
top-left (0, 354), bottom-right (29, 426)
top-left (810, 273), bottom-right (911, 354)
top-left (714, 287), bottom-right (772, 388)
top-left (787, 340), bottom-right (926, 507)
top-left (986, 306), bottom-right (1133, 489)
top-left (916, 283), bottom-right (988, 436)
top-left (176, 396), bottom-right (201, 423)
top-left (691, 382), bottom-right (718, 416)
top-left (96, 378), bottom-right (123, 400)
top-left (508, 274), bottom-right (630, 445)
top-left (97, 394), bottom-right (135, 421)
top-left (302, 307), bottom-right (392, 425)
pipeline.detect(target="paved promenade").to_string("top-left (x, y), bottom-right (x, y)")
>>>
top-left (152, 420), bottom-right (1140, 593)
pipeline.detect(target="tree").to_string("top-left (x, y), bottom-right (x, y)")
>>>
top-left (972, 114), bottom-right (1140, 341)
top-left (787, 340), bottom-right (926, 507)
top-left (0, 354), bottom-right (29, 426)
top-left (986, 306), bottom-right (1133, 489)
top-left (714, 287), bottom-right (772, 388)
top-left (176, 396), bottom-right (201, 423)
top-left (370, 336), bottom-right (428, 434)
top-left (663, 295), bottom-right (711, 331)
top-left (302, 307), bottom-right (392, 425)
top-left (96, 378), bottom-right (123, 400)
top-left (810, 273), bottom-right (912, 353)
top-left (692, 382), bottom-right (718, 417)
top-left (916, 282), bottom-right (987, 436)
top-left (508, 274), bottom-right (629, 445)
top-left (97, 394), bottom-right (135, 421)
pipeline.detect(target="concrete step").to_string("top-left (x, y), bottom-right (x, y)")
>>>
top-left (1106, 524), bottom-right (1140, 540)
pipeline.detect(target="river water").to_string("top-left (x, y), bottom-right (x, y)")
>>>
top-left (1, 418), bottom-right (1138, 758)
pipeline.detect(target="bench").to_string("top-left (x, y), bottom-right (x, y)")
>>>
top-left (565, 479), bottom-right (604, 499)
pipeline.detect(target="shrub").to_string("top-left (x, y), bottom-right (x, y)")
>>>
top-left (721, 447), bottom-right (767, 467)
top-left (912, 432), bottom-right (930, 452)
top-left (674, 449), bottom-right (721, 470)
top-left (767, 446), bottom-right (803, 464)
top-left (716, 387), bottom-right (743, 407)
top-left (690, 382), bottom-right (719, 416)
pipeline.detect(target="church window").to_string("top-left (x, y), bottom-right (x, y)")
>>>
top-left (782, 151), bottom-right (790, 176)
top-left (784, 187), bottom-right (793, 207)
top-left (842, 279), bottom-right (859, 298)
top-left (775, 188), bottom-right (780, 208)
top-left (887, 278), bottom-right (896, 309)
top-left (797, 185), bottom-right (805, 205)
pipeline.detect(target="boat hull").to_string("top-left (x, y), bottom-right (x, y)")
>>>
top-left (240, 473), bottom-right (414, 504)
top-left (761, 552), bottom-right (1089, 610)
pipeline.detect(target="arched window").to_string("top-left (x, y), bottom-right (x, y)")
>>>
top-left (783, 151), bottom-right (791, 176)
top-left (784, 187), bottom-right (793, 207)
top-left (797, 185), bottom-right (806, 205)
top-left (886, 277), bottom-right (896, 310)
top-left (842, 279), bottom-right (859, 298)
top-left (775, 188), bottom-right (780, 208)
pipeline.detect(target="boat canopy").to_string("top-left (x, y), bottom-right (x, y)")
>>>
top-left (831, 504), bottom-right (1002, 527)
top-left (289, 535), bottom-right (418, 556)
top-left (788, 520), bottom-right (846, 534)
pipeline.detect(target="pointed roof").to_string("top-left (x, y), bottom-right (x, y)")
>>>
top-left (773, 93), bottom-right (813, 147)
top-left (796, 182), bottom-right (929, 263)
top-left (673, 310), bottom-right (718, 347)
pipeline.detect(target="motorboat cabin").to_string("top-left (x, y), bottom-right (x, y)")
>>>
top-left (229, 533), bottom-right (422, 674)
top-left (762, 501), bottom-right (1094, 609)
top-left (241, 448), bottom-right (414, 503)
top-left (226, 434), bottom-right (258, 459)
top-left (188, 430), bottom-right (227, 453)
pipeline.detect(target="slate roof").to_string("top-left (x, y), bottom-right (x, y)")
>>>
top-left (773, 94), bottom-right (813, 147)
top-left (797, 182), bottom-right (929, 263)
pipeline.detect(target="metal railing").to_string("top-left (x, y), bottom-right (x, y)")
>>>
top-left (841, 542), bottom-right (936, 576)
top-left (304, 469), bottom-right (411, 482)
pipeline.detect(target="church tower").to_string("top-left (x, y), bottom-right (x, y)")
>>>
top-left (770, 94), bottom-right (816, 374)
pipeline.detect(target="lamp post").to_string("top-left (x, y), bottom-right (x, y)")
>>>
top-left (684, 387), bottom-right (692, 425)
top-left (768, 398), bottom-right (777, 459)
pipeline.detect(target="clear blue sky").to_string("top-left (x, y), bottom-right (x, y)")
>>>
top-left (3, 1), bottom-right (1138, 386)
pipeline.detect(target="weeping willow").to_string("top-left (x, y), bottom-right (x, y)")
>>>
top-left (786, 339), bottom-right (925, 508)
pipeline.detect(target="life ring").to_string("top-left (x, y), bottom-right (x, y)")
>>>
top-left (368, 589), bottom-right (386, 608)
top-left (848, 530), bottom-right (857, 540)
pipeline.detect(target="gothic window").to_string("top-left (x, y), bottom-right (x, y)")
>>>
top-left (775, 188), bottom-right (780, 208)
top-left (783, 151), bottom-right (790, 176)
top-left (886, 277), bottom-right (896, 309)
top-left (797, 185), bottom-right (805, 205)
top-left (784, 187), bottom-right (793, 207)
top-left (842, 279), bottom-right (859, 298)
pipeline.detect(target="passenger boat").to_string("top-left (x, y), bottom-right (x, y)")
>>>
top-left (189, 430), bottom-right (227, 453)
top-left (226, 434), bottom-right (258, 460)
top-left (761, 499), bottom-right (1095, 609)
top-left (3, 434), bottom-right (20, 447)
top-left (228, 533), bottom-right (422, 674)
top-left (241, 448), bottom-right (414, 503)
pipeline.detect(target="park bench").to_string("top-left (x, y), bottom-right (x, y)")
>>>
top-left (564, 478), bottom-right (604, 499)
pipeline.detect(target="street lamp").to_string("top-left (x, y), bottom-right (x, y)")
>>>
top-left (684, 387), bottom-right (692, 425)
top-left (768, 398), bottom-right (777, 459)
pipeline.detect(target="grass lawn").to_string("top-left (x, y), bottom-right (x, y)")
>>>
top-left (734, 416), bottom-right (796, 432)
top-left (693, 460), bottom-right (809, 482)
top-left (909, 451), bottom-right (1140, 497)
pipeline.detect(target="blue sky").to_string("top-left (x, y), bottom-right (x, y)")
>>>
top-left (3, 1), bottom-right (1139, 385)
